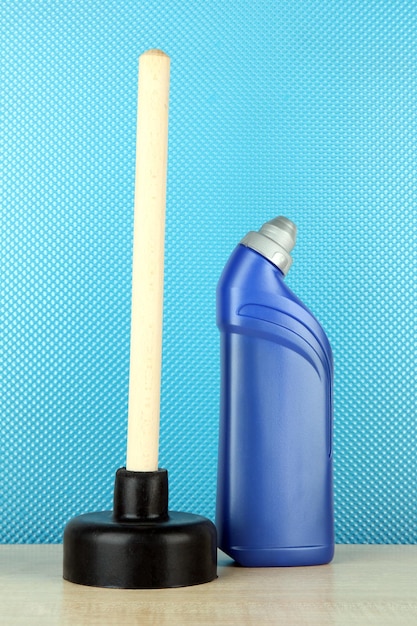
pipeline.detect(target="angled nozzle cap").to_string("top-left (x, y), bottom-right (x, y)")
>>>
top-left (241, 216), bottom-right (297, 275)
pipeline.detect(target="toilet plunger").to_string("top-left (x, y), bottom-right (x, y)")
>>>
top-left (63, 49), bottom-right (217, 589)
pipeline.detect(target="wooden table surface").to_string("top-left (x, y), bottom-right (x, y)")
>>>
top-left (1, 545), bottom-right (417, 625)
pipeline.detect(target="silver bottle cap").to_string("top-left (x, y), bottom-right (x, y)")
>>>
top-left (241, 216), bottom-right (297, 275)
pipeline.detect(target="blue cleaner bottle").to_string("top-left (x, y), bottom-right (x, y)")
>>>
top-left (216, 216), bottom-right (334, 566)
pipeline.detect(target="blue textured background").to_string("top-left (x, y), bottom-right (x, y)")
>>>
top-left (2, 1), bottom-right (416, 543)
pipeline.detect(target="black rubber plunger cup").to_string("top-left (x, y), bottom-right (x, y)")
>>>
top-left (63, 468), bottom-right (217, 588)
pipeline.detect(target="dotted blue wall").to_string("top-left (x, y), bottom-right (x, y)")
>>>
top-left (2, 0), bottom-right (416, 543)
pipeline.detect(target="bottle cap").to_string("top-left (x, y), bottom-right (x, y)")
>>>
top-left (241, 216), bottom-right (297, 275)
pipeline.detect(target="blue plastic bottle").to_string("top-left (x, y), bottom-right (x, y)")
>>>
top-left (216, 216), bottom-right (334, 566)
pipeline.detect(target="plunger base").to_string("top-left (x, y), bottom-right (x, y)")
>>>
top-left (63, 468), bottom-right (217, 589)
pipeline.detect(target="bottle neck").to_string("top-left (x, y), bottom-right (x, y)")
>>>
top-left (240, 216), bottom-right (296, 276)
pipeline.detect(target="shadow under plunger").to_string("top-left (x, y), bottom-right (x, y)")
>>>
top-left (63, 49), bottom-right (217, 589)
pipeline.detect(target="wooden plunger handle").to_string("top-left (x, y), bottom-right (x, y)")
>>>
top-left (126, 49), bottom-right (170, 471)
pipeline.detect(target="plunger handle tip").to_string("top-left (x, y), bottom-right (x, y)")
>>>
top-left (141, 48), bottom-right (169, 58)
